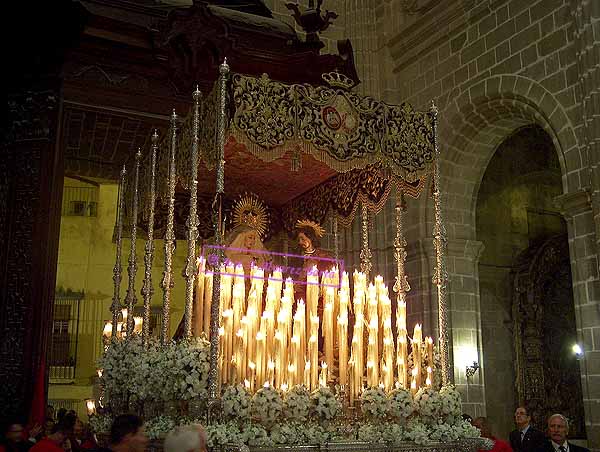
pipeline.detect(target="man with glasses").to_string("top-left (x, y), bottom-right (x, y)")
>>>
top-left (509, 406), bottom-right (546, 452)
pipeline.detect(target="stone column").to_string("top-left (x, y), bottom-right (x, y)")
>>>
top-left (556, 189), bottom-right (600, 449)
top-left (0, 84), bottom-right (64, 423)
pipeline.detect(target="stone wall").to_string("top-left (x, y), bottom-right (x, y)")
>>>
top-left (268, 0), bottom-right (599, 446)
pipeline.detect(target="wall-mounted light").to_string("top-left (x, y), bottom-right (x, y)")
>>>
top-left (573, 343), bottom-right (584, 359)
top-left (85, 398), bottom-right (97, 416)
top-left (465, 361), bottom-right (480, 378)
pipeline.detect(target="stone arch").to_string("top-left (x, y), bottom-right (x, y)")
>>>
top-left (409, 75), bottom-right (582, 418)
top-left (435, 74), bottom-right (582, 241)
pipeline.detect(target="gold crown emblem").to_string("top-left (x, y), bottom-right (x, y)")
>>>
top-left (321, 72), bottom-right (355, 90)
top-left (296, 219), bottom-right (325, 238)
top-left (233, 194), bottom-right (269, 238)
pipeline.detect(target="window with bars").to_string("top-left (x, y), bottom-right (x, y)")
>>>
top-left (49, 291), bottom-right (83, 381)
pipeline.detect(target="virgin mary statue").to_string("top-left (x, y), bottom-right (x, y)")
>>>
top-left (224, 194), bottom-right (271, 272)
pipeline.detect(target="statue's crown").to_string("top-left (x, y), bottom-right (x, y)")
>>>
top-left (322, 72), bottom-right (354, 90)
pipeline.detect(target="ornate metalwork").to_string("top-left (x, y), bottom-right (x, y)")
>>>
top-left (208, 59), bottom-right (230, 400)
top-left (111, 165), bottom-right (127, 338)
top-left (430, 102), bottom-right (451, 386)
top-left (286, 0), bottom-right (338, 44)
top-left (393, 191), bottom-right (410, 299)
top-left (513, 236), bottom-right (586, 436)
top-left (230, 73), bottom-right (435, 179)
top-left (282, 163), bottom-right (427, 233)
top-left (125, 150), bottom-right (141, 336)
top-left (184, 88), bottom-right (202, 338)
top-left (332, 215), bottom-right (339, 262)
top-left (161, 110), bottom-right (178, 344)
top-left (141, 131), bottom-right (158, 344)
top-left (359, 203), bottom-right (372, 277)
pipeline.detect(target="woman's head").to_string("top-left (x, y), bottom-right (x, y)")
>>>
top-left (227, 226), bottom-right (265, 251)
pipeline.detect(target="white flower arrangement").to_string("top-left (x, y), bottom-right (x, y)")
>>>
top-left (270, 422), bottom-right (304, 445)
top-left (170, 337), bottom-right (211, 400)
top-left (98, 337), bottom-right (210, 406)
top-left (206, 421), bottom-right (244, 447)
top-left (283, 385), bottom-right (311, 421)
top-left (303, 423), bottom-right (330, 445)
top-left (404, 419), bottom-right (430, 445)
top-left (251, 386), bottom-right (283, 425)
top-left (222, 383), bottom-right (252, 420)
top-left (451, 418), bottom-right (481, 438)
top-left (438, 385), bottom-right (462, 422)
top-left (413, 387), bottom-right (443, 423)
top-left (88, 414), bottom-right (113, 434)
top-left (357, 422), bottom-right (386, 443)
top-left (360, 387), bottom-right (390, 418)
top-left (145, 415), bottom-right (176, 440)
top-left (388, 387), bottom-right (414, 420)
top-left (241, 424), bottom-right (272, 446)
top-left (310, 387), bottom-right (342, 421)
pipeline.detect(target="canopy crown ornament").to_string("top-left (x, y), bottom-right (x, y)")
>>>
top-left (296, 219), bottom-right (325, 238)
top-left (322, 71), bottom-right (355, 90)
top-left (233, 193), bottom-right (269, 238)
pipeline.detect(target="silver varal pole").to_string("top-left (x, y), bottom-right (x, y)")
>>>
top-left (393, 190), bottom-right (410, 303)
top-left (430, 101), bottom-right (452, 386)
top-left (161, 110), bottom-right (178, 344)
top-left (141, 131), bottom-right (158, 345)
top-left (359, 202), bottom-right (372, 277)
top-left (208, 59), bottom-right (230, 401)
top-left (184, 87), bottom-right (201, 338)
top-left (125, 149), bottom-right (141, 336)
top-left (111, 165), bottom-right (127, 339)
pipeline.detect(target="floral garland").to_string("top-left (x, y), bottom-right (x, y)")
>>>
top-left (145, 415), bottom-right (177, 440)
top-left (310, 387), bottom-right (342, 421)
top-left (251, 386), bottom-right (284, 424)
top-left (97, 337), bottom-right (210, 407)
top-left (223, 383), bottom-right (252, 420)
top-left (283, 385), bottom-right (311, 421)
top-left (388, 387), bottom-right (414, 420)
top-left (360, 387), bottom-right (390, 418)
top-left (88, 414), bottom-right (113, 435)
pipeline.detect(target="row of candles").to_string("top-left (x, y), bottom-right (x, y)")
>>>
top-left (193, 257), bottom-right (436, 404)
top-left (102, 309), bottom-right (143, 341)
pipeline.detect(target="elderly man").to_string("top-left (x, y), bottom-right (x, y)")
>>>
top-left (164, 425), bottom-right (207, 452)
top-left (539, 414), bottom-right (589, 452)
top-left (509, 406), bottom-right (546, 452)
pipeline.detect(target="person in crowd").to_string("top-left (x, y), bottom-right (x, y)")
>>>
top-left (30, 414), bottom-right (76, 452)
top-left (41, 421), bottom-right (54, 442)
top-left (164, 424), bottom-right (207, 452)
top-left (95, 414), bottom-right (148, 452)
top-left (472, 417), bottom-right (513, 452)
top-left (72, 422), bottom-right (95, 450)
top-left (1, 422), bottom-right (36, 452)
top-left (539, 414), bottom-right (589, 452)
top-left (55, 411), bottom-right (67, 425)
top-left (509, 406), bottom-right (546, 452)
top-left (45, 408), bottom-right (55, 424)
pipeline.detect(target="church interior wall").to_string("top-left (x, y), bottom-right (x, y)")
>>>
top-left (341, 0), bottom-right (599, 445)
top-left (476, 125), bottom-right (565, 438)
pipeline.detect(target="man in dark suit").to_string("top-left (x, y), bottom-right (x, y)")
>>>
top-left (509, 406), bottom-right (546, 452)
top-left (538, 414), bottom-right (590, 452)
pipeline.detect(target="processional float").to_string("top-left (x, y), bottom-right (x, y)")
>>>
top-left (100, 61), bottom-right (488, 451)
